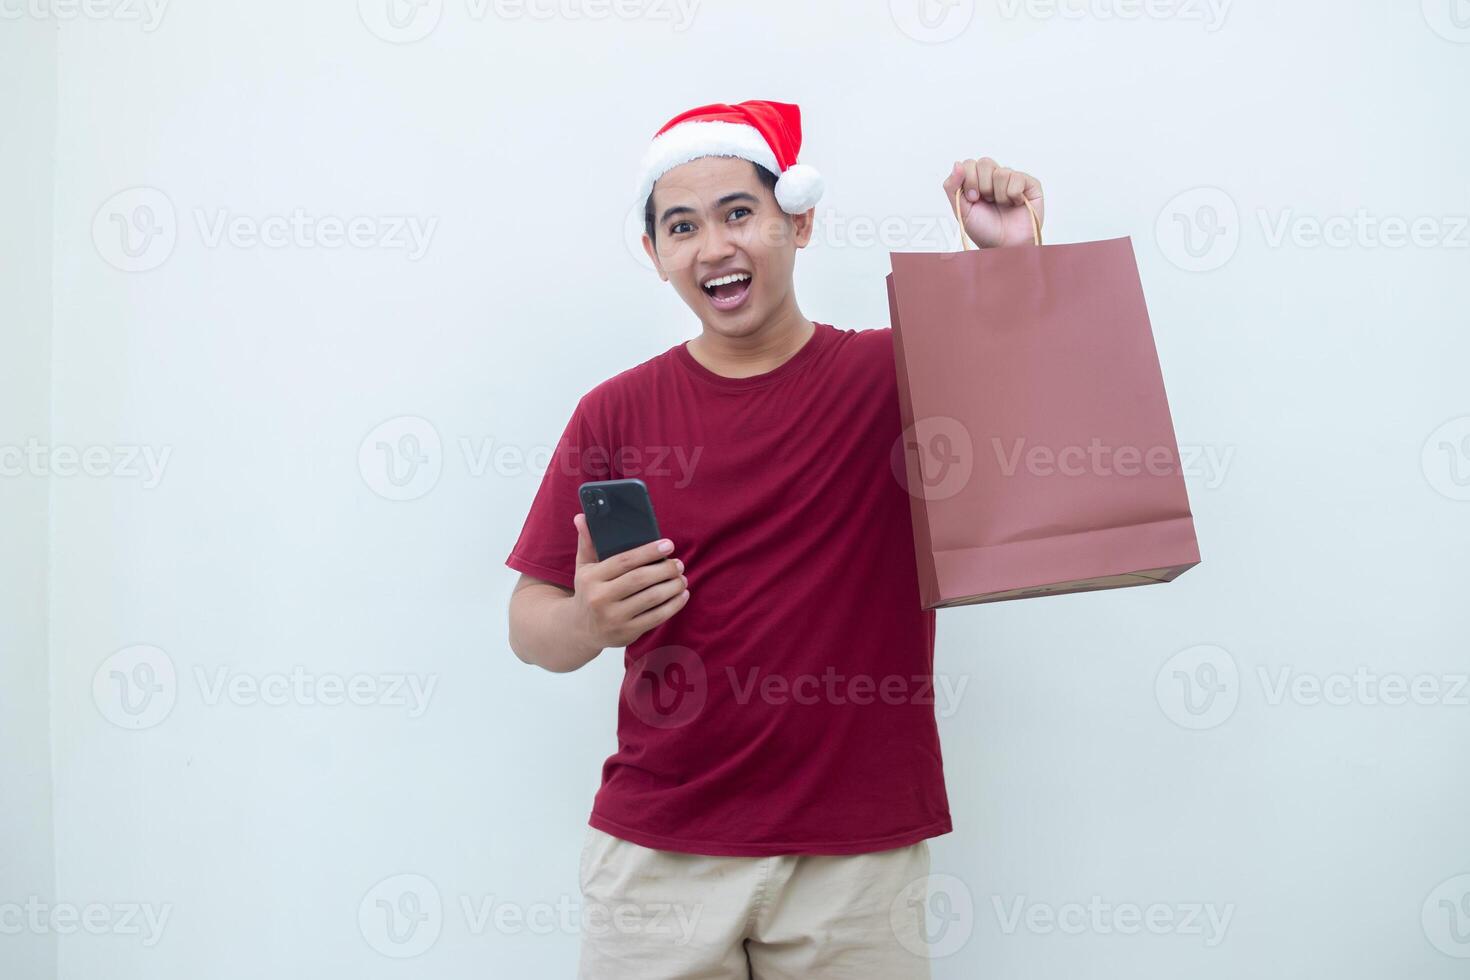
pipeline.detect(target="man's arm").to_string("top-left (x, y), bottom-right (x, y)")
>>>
top-left (507, 514), bottom-right (689, 673)
top-left (508, 572), bottom-right (604, 673)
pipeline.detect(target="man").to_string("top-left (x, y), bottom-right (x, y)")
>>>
top-left (505, 99), bottom-right (1043, 978)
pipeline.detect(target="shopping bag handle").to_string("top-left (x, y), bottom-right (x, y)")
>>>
top-left (953, 186), bottom-right (1043, 250)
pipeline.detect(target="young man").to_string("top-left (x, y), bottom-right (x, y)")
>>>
top-left (505, 99), bottom-right (1043, 979)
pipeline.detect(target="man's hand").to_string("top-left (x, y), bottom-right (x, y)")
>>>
top-left (943, 158), bottom-right (1044, 249)
top-left (570, 513), bottom-right (690, 650)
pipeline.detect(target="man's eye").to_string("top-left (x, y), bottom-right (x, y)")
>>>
top-left (728, 208), bottom-right (751, 220)
top-left (670, 221), bottom-right (693, 234)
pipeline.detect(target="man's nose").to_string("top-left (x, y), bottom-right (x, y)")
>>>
top-left (698, 219), bottom-right (737, 261)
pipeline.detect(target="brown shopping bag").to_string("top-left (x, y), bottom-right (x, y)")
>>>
top-left (886, 191), bottom-right (1200, 609)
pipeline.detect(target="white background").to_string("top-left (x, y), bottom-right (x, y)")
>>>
top-left (4, 1), bottom-right (1469, 977)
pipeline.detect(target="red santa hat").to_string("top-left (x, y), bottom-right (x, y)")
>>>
top-left (633, 99), bottom-right (824, 216)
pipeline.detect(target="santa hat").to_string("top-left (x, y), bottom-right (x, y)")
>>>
top-left (633, 99), bottom-right (824, 216)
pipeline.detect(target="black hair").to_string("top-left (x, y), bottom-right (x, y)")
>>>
top-left (644, 159), bottom-right (781, 243)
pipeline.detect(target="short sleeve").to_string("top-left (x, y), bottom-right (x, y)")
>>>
top-left (504, 397), bottom-right (612, 591)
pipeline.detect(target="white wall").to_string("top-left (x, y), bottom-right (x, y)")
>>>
top-left (12, 1), bottom-right (1470, 977)
top-left (0, 13), bottom-right (58, 980)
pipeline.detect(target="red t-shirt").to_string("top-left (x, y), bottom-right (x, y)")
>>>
top-left (505, 321), bottom-right (952, 856)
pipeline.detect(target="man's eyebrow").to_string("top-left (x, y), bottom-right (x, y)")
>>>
top-left (658, 191), bottom-right (760, 226)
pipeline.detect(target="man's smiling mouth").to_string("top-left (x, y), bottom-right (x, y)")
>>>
top-left (701, 271), bottom-right (753, 312)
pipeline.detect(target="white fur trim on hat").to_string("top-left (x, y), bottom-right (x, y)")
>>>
top-left (634, 119), bottom-right (821, 215)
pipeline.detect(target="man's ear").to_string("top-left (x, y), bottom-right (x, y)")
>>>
top-left (792, 208), bottom-right (816, 249)
top-left (641, 233), bottom-right (669, 282)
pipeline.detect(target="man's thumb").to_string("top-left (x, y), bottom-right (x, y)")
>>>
top-left (574, 513), bottom-right (599, 567)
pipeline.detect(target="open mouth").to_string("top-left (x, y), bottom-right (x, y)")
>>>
top-left (701, 271), bottom-right (753, 313)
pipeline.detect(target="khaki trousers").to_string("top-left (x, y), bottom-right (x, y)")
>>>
top-left (576, 825), bottom-right (933, 979)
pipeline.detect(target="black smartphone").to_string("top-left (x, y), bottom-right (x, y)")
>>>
top-left (579, 478), bottom-right (662, 561)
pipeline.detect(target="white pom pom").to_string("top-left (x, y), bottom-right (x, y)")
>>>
top-left (774, 164), bottom-right (824, 214)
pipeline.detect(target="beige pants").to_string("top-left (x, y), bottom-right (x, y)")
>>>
top-left (577, 825), bottom-right (933, 979)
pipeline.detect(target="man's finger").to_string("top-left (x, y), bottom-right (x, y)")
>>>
top-left (943, 161), bottom-right (964, 200)
top-left (574, 513), bottom-right (600, 568)
top-left (1006, 169), bottom-right (1026, 205)
top-left (595, 537), bottom-right (675, 583)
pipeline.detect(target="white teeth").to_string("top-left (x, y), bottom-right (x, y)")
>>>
top-left (702, 272), bottom-right (751, 289)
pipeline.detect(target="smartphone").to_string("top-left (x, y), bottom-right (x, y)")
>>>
top-left (579, 478), bottom-right (662, 561)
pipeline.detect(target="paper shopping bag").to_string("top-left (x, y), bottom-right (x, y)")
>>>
top-left (885, 192), bottom-right (1200, 609)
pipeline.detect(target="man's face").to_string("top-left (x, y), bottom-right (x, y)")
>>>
top-left (642, 156), bottom-right (813, 337)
